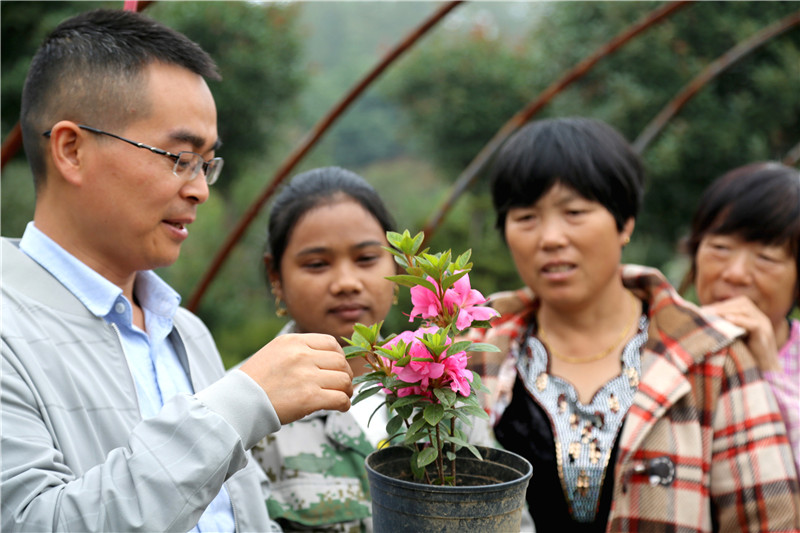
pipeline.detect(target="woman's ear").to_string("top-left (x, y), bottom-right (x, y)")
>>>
top-left (621, 218), bottom-right (636, 246)
top-left (263, 253), bottom-right (282, 295)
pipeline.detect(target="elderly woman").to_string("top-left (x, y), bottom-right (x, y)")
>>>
top-left (681, 161), bottom-right (800, 477)
top-left (470, 117), bottom-right (799, 532)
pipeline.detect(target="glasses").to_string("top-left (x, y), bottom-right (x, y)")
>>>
top-left (43, 125), bottom-right (224, 185)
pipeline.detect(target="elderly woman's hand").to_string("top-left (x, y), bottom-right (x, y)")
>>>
top-left (702, 295), bottom-right (781, 372)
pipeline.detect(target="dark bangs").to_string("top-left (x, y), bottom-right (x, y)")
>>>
top-left (490, 118), bottom-right (644, 236)
top-left (694, 163), bottom-right (800, 254)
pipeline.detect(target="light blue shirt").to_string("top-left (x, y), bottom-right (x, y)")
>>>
top-left (19, 222), bottom-right (235, 533)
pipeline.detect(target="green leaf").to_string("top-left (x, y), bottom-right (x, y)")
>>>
top-left (441, 434), bottom-right (471, 448)
top-left (343, 345), bottom-right (369, 357)
top-left (395, 404), bottom-right (413, 420)
top-left (407, 416), bottom-right (429, 436)
top-left (469, 371), bottom-right (490, 394)
top-left (404, 428), bottom-right (429, 444)
top-left (386, 274), bottom-right (437, 293)
top-left (459, 401), bottom-right (489, 420)
top-left (410, 450), bottom-right (426, 480)
top-left (410, 231), bottom-right (425, 255)
top-left (441, 270), bottom-right (468, 291)
top-left (433, 388), bottom-right (457, 406)
top-left (386, 230), bottom-right (405, 249)
top-left (446, 340), bottom-right (472, 355)
top-left (467, 342), bottom-right (501, 353)
top-left (352, 385), bottom-right (384, 405)
top-left (463, 443), bottom-right (484, 460)
top-left (387, 395), bottom-right (424, 411)
top-left (386, 414), bottom-right (405, 436)
top-left (375, 345), bottom-right (403, 361)
top-left (423, 403), bottom-right (445, 425)
top-left (437, 250), bottom-right (452, 270)
top-left (417, 446), bottom-right (439, 468)
top-left (354, 322), bottom-right (381, 342)
top-left (419, 262), bottom-right (443, 281)
top-left (455, 249), bottom-right (473, 267)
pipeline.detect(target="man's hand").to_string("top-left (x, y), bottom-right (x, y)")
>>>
top-left (240, 333), bottom-right (354, 424)
top-left (703, 296), bottom-right (781, 372)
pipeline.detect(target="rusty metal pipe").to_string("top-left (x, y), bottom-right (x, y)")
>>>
top-left (633, 10), bottom-right (800, 153)
top-left (420, 1), bottom-right (692, 242)
top-left (187, 1), bottom-right (463, 311)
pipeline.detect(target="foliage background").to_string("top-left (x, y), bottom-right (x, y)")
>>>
top-left (2, 1), bottom-right (798, 368)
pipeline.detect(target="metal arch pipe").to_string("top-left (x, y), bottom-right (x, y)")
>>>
top-left (1, 123), bottom-right (22, 168)
top-left (420, 1), bottom-right (692, 243)
top-left (0, 1), bottom-right (153, 170)
top-left (632, 10), bottom-right (800, 154)
top-left (187, 1), bottom-right (464, 311)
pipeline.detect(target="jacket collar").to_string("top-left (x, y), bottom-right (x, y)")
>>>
top-left (2, 237), bottom-right (91, 317)
top-left (618, 265), bottom-right (744, 458)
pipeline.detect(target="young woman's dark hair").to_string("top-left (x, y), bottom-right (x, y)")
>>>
top-left (266, 166), bottom-right (396, 277)
top-left (680, 161), bottom-right (800, 307)
top-left (490, 117), bottom-right (645, 237)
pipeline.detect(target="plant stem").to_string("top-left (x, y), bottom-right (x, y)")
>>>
top-left (450, 418), bottom-right (456, 481)
top-left (434, 425), bottom-right (444, 484)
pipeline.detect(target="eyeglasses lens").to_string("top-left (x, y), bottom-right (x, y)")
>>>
top-left (172, 152), bottom-right (223, 185)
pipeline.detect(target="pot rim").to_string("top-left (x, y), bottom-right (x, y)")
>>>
top-left (365, 444), bottom-right (533, 494)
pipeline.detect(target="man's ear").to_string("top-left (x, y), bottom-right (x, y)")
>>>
top-left (47, 121), bottom-right (88, 187)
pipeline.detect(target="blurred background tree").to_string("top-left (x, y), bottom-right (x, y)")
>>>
top-left (2, 1), bottom-right (798, 367)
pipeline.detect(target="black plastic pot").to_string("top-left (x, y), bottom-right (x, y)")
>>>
top-left (365, 445), bottom-right (532, 533)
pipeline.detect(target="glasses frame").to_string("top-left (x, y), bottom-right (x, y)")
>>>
top-left (42, 124), bottom-right (223, 185)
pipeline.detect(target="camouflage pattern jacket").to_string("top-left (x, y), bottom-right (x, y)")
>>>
top-left (251, 322), bottom-right (374, 532)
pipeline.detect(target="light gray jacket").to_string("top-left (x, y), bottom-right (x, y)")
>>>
top-left (1, 238), bottom-right (280, 532)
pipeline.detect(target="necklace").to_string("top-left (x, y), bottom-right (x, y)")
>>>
top-left (538, 292), bottom-right (639, 364)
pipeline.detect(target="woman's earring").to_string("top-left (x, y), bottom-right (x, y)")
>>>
top-left (392, 284), bottom-right (399, 305)
top-left (623, 235), bottom-right (631, 246)
top-left (271, 281), bottom-right (288, 317)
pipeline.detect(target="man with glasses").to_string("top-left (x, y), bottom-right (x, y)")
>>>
top-left (2, 9), bottom-right (353, 532)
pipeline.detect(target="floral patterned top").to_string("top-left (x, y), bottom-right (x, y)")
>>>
top-left (514, 315), bottom-right (649, 522)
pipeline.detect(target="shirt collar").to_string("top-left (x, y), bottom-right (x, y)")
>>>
top-left (18, 222), bottom-right (180, 320)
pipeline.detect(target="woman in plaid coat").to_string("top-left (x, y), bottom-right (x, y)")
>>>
top-left (470, 117), bottom-right (799, 532)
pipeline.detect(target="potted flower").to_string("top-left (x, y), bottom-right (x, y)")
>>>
top-left (344, 230), bottom-right (532, 533)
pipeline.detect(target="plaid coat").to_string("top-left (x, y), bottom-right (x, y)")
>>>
top-left (470, 265), bottom-right (800, 532)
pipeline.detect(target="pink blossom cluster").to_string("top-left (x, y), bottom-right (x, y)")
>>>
top-left (381, 327), bottom-right (474, 398)
top-left (408, 273), bottom-right (499, 330)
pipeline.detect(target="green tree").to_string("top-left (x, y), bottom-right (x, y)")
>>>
top-left (383, 32), bottom-right (535, 175)
top-left (148, 2), bottom-right (305, 193)
top-left (383, 1), bottom-right (800, 286)
top-left (1, 2), bottom-right (307, 365)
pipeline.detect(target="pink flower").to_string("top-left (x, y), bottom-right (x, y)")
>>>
top-left (409, 273), bottom-right (498, 330)
top-left (379, 326), bottom-right (475, 398)
top-left (409, 282), bottom-right (442, 321)
top-left (444, 273), bottom-right (499, 330)
top-left (442, 351), bottom-right (473, 396)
